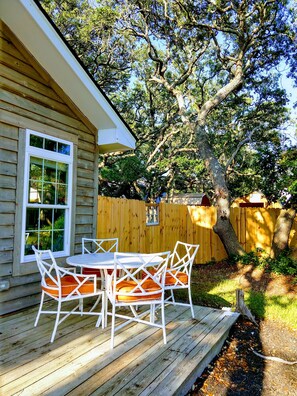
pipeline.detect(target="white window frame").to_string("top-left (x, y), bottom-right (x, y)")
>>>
top-left (21, 129), bottom-right (73, 262)
top-left (145, 203), bottom-right (160, 226)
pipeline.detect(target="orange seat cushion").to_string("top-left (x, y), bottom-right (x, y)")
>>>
top-left (146, 268), bottom-right (188, 286)
top-left (82, 268), bottom-right (120, 276)
top-left (115, 280), bottom-right (162, 302)
top-left (82, 268), bottom-right (102, 277)
top-left (42, 275), bottom-right (94, 297)
top-left (165, 270), bottom-right (188, 286)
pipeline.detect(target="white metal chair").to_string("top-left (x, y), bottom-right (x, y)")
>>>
top-left (81, 238), bottom-right (119, 281)
top-left (106, 251), bottom-right (170, 349)
top-left (82, 238), bottom-right (119, 255)
top-left (164, 241), bottom-right (200, 318)
top-left (33, 246), bottom-right (105, 343)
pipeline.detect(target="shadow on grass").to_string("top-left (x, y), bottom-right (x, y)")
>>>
top-left (172, 261), bottom-right (296, 395)
top-left (185, 262), bottom-right (267, 395)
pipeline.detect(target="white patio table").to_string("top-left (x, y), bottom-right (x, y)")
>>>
top-left (67, 252), bottom-right (115, 271)
top-left (66, 252), bottom-right (162, 270)
top-left (66, 252), bottom-right (163, 326)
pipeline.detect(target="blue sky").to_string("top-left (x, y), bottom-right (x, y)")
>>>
top-left (279, 64), bottom-right (297, 145)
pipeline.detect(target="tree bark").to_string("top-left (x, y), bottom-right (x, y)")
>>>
top-left (271, 208), bottom-right (296, 258)
top-left (196, 125), bottom-right (245, 257)
top-left (213, 196), bottom-right (246, 257)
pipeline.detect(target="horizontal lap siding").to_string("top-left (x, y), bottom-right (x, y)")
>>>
top-left (0, 23), bottom-right (98, 314)
top-left (0, 124), bottom-right (18, 277)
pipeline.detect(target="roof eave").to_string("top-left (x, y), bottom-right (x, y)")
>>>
top-left (0, 0), bottom-right (136, 153)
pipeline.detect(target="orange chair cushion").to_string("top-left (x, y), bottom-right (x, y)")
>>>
top-left (115, 280), bottom-right (162, 302)
top-left (146, 268), bottom-right (188, 286)
top-left (42, 275), bottom-right (94, 297)
top-left (82, 268), bottom-right (102, 277)
top-left (82, 268), bottom-right (120, 276)
top-left (165, 270), bottom-right (188, 286)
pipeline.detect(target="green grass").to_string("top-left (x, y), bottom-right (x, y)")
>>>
top-left (246, 291), bottom-right (297, 329)
top-left (176, 264), bottom-right (297, 331)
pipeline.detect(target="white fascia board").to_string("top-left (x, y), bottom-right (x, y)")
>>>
top-left (98, 128), bottom-right (136, 153)
top-left (0, 0), bottom-right (135, 150)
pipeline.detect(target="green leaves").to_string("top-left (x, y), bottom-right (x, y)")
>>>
top-left (100, 155), bottom-right (147, 183)
top-left (38, 0), bottom-right (296, 206)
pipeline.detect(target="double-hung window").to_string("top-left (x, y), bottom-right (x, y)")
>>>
top-left (22, 130), bottom-right (73, 262)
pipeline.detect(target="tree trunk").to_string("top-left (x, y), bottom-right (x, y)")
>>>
top-left (213, 195), bottom-right (246, 257)
top-left (271, 208), bottom-right (296, 258)
top-left (195, 125), bottom-right (245, 258)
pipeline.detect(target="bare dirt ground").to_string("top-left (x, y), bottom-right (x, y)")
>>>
top-left (188, 263), bottom-right (297, 396)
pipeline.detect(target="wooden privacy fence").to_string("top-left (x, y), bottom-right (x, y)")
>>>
top-left (97, 196), bottom-right (297, 264)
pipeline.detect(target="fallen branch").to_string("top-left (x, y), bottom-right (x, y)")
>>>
top-left (252, 349), bottom-right (297, 365)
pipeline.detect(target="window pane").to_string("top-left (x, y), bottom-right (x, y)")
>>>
top-left (44, 159), bottom-right (56, 182)
top-left (39, 231), bottom-right (52, 250)
top-left (40, 209), bottom-right (53, 230)
top-left (58, 142), bottom-right (70, 155)
top-left (57, 184), bottom-right (67, 205)
top-left (26, 208), bottom-right (39, 230)
top-left (29, 181), bottom-right (42, 203)
top-left (53, 231), bottom-right (64, 252)
top-left (43, 182), bottom-right (56, 204)
top-left (57, 163), bottom-right (68, 183)
top-left (30, 135), bottom-right (43, 148)
top-left (25, 231), bottom-right (38, 255)
top-left (30, 157), bottom-right (43, 180)
top-left (45, 138), bottom-right (57, 152)
top-left (54, 209), bottom-right (65, 229)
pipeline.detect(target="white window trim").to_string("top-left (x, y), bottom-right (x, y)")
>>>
top-left (21, 129), bottom-right (73, 262)
top-left (146, 204), bottom-right (160, 226)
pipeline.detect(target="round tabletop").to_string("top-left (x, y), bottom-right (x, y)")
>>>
top-left (66, 252), bottom-right (161, 270)
top-left (66, 253), bottom-right (116, 269)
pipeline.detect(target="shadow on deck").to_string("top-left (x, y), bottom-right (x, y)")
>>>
top-left (1, 303), bottom-right (239, 395)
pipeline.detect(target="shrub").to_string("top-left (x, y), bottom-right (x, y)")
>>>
top-left (230, 248), bottom-right (297, 278)
top-left (266, 250), bottom-right (297, 277)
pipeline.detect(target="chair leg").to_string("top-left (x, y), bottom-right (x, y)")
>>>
top-left (161, 303), bottom-right (167, 345)
top-left (150, 305), bottom-right (156, 323)
top-left (90, 294), bottom-right (102, 313)
top-left (51, 300), bottom-right (62, 343)
top-left (188, 286), bottom-right (195, 318)
top-left (34, 291), bottom-right (45, 327)
top-left (104, 293), bottom-right (108, 327)
top-left (95, 292), bottom-right (105, 328)
top-left (79, 298), bottom-right (84, 314)
top-left (130, 305), bottom-right (138, 317)
top-left (110, 303), bottom-right (116, 349)
top-left (170, 289), bottom-right (175, 303)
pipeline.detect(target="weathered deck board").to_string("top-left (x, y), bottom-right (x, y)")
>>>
top-left (0, 302), bottom-right (239, 396)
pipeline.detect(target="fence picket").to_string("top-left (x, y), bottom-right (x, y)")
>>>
top-left (97, 197), bottom-right (297, 263)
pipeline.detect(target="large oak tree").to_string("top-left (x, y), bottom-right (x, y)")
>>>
top-left (40, 0), bottom-right (296, 257)
top-left (113, 0), bottom-right (296, 256)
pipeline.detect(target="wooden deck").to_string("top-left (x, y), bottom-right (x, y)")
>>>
top-left (1, 302), bottom-right (239, 396)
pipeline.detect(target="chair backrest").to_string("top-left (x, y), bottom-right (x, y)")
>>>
top-left (170, 241), bottom-right (200, 275)
top-left (32, 245), bottom-right (61, 294)
top-left (82, 238), bottom-right (119, 254)
top-left (33, 246), bottom-right (97, 299)
top-left (107, 251), bottom-right (170, 303)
